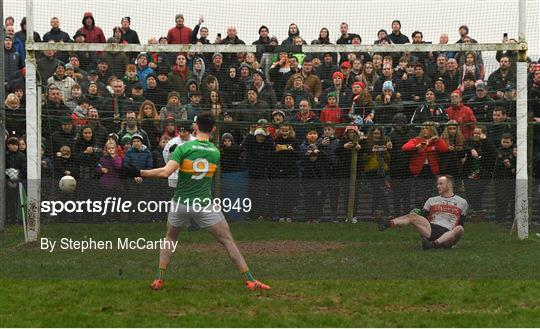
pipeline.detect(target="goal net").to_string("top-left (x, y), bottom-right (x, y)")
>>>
top-left (2, 0), bottom-right (539, 238)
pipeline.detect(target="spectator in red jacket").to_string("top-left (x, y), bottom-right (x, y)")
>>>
top-left (402, 123), bottom-right (449, 207)
top-left (445, 90), bottom-right (477, 138)
top-left (320, 92), bottom-right (342, 125)
top-left (77, 12), bottom-right (106, 43)
top-left (167, 14), bottom-right (193, 44)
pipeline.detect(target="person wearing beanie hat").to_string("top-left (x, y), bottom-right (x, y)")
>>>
top-left (159, 91), bottom-right (186, 122)
top-left (332, 71), bottom-right (345, 81)
top-left (167, 13), bottom-right (192, 44)
top-left (382, 80), bottom-right (394, 93)
top-left (374, 80), bottom-right (404, 125)
top-left (219, 131), bottom-right (243, 173)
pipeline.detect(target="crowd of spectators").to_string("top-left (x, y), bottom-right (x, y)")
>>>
top-left (3, 13), bottom-right (540, 223)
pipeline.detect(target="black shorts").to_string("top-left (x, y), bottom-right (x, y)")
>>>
top-left (429, 223), bottom-right (449, 241)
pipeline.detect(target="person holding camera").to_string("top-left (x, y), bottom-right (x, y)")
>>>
top-left (402, 123), bottom-right (449, 208)
top-left (362, 127), bottom-right (392, 219)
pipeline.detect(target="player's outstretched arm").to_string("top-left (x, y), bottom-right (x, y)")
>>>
top-left (125, 160), bottom-right (179, 179)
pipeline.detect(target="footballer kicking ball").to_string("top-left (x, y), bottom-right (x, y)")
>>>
top-left (59, 175), bottom-right (77, 192)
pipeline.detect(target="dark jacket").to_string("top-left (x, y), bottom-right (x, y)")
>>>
top-left (124, 145), bottom-right (153, 170)
top-left (270, 136), bottom-right (299, 178)
top-left (6, 150), bottom-right (27, 181)
top-left (43, 27), bottom-right (71, 43)
top-left (241, 134), bottom-right (274, 178)
top-left (4, 46), bottom-right (23, 84)
top-left (467, 95), bottom-right (496, 123)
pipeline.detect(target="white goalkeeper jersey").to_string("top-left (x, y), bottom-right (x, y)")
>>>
top-left (423, 194), bottom-right (468, 230)
top-left (163, 134), bottom-right (195, 187)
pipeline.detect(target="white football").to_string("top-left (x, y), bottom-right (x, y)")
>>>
top-left (59, 175), bottom-right (77, 192)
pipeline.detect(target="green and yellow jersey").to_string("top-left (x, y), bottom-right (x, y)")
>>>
top-left (169, 139), bottom-right (220, 205)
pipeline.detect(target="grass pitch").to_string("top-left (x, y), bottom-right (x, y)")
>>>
top-left (1, 220), bottom-right (539, 327)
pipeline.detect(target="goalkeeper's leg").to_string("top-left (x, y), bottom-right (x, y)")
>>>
top-left (151, 223), bottom-right (181, 290)
top-left (206, 218), bottom-right (270, 291)
top-left (433, 225), bottom-right (464, 247)
top-left (379, 213), bottom-right (432, 239)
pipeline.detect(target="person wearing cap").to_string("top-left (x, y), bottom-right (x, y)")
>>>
top-left (487, 55), bottom-right (516, 99)
top-left (349, 81), bottom-right (374, 125)
top-left (495, 83), bottom-right (517, 118)
top-left (242, 124), bottom-right (275, 221)
top-left (252, 25), bottom-right (271, 61)
top-left (4, 34), bottom-right (23, 85)
top-left (410, 89), bottom-right (448, 127)
top-left (375, 80), bottom-right (404, 126)
top-left (466, 82), bottom-right (496, 123)
top-left (77, 12), bottom-right (106, 44)
top-left (47, 62), bottom-right (77, 102)
top-left (267, 110), bottom-right (287, 139)
top-left (445, 90), bottom-right (477, 139)
top-left (339, 61), bottom-right (356, 88)
top-left (251, 69), bottom-right (277, 109)
top-left (433, 77), bottom-right (449, 104)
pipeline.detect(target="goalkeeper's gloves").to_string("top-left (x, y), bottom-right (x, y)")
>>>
top-left (410, 208), bottom-right (422, 215)
top-left (125, 164), bottom-right (141, 177)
